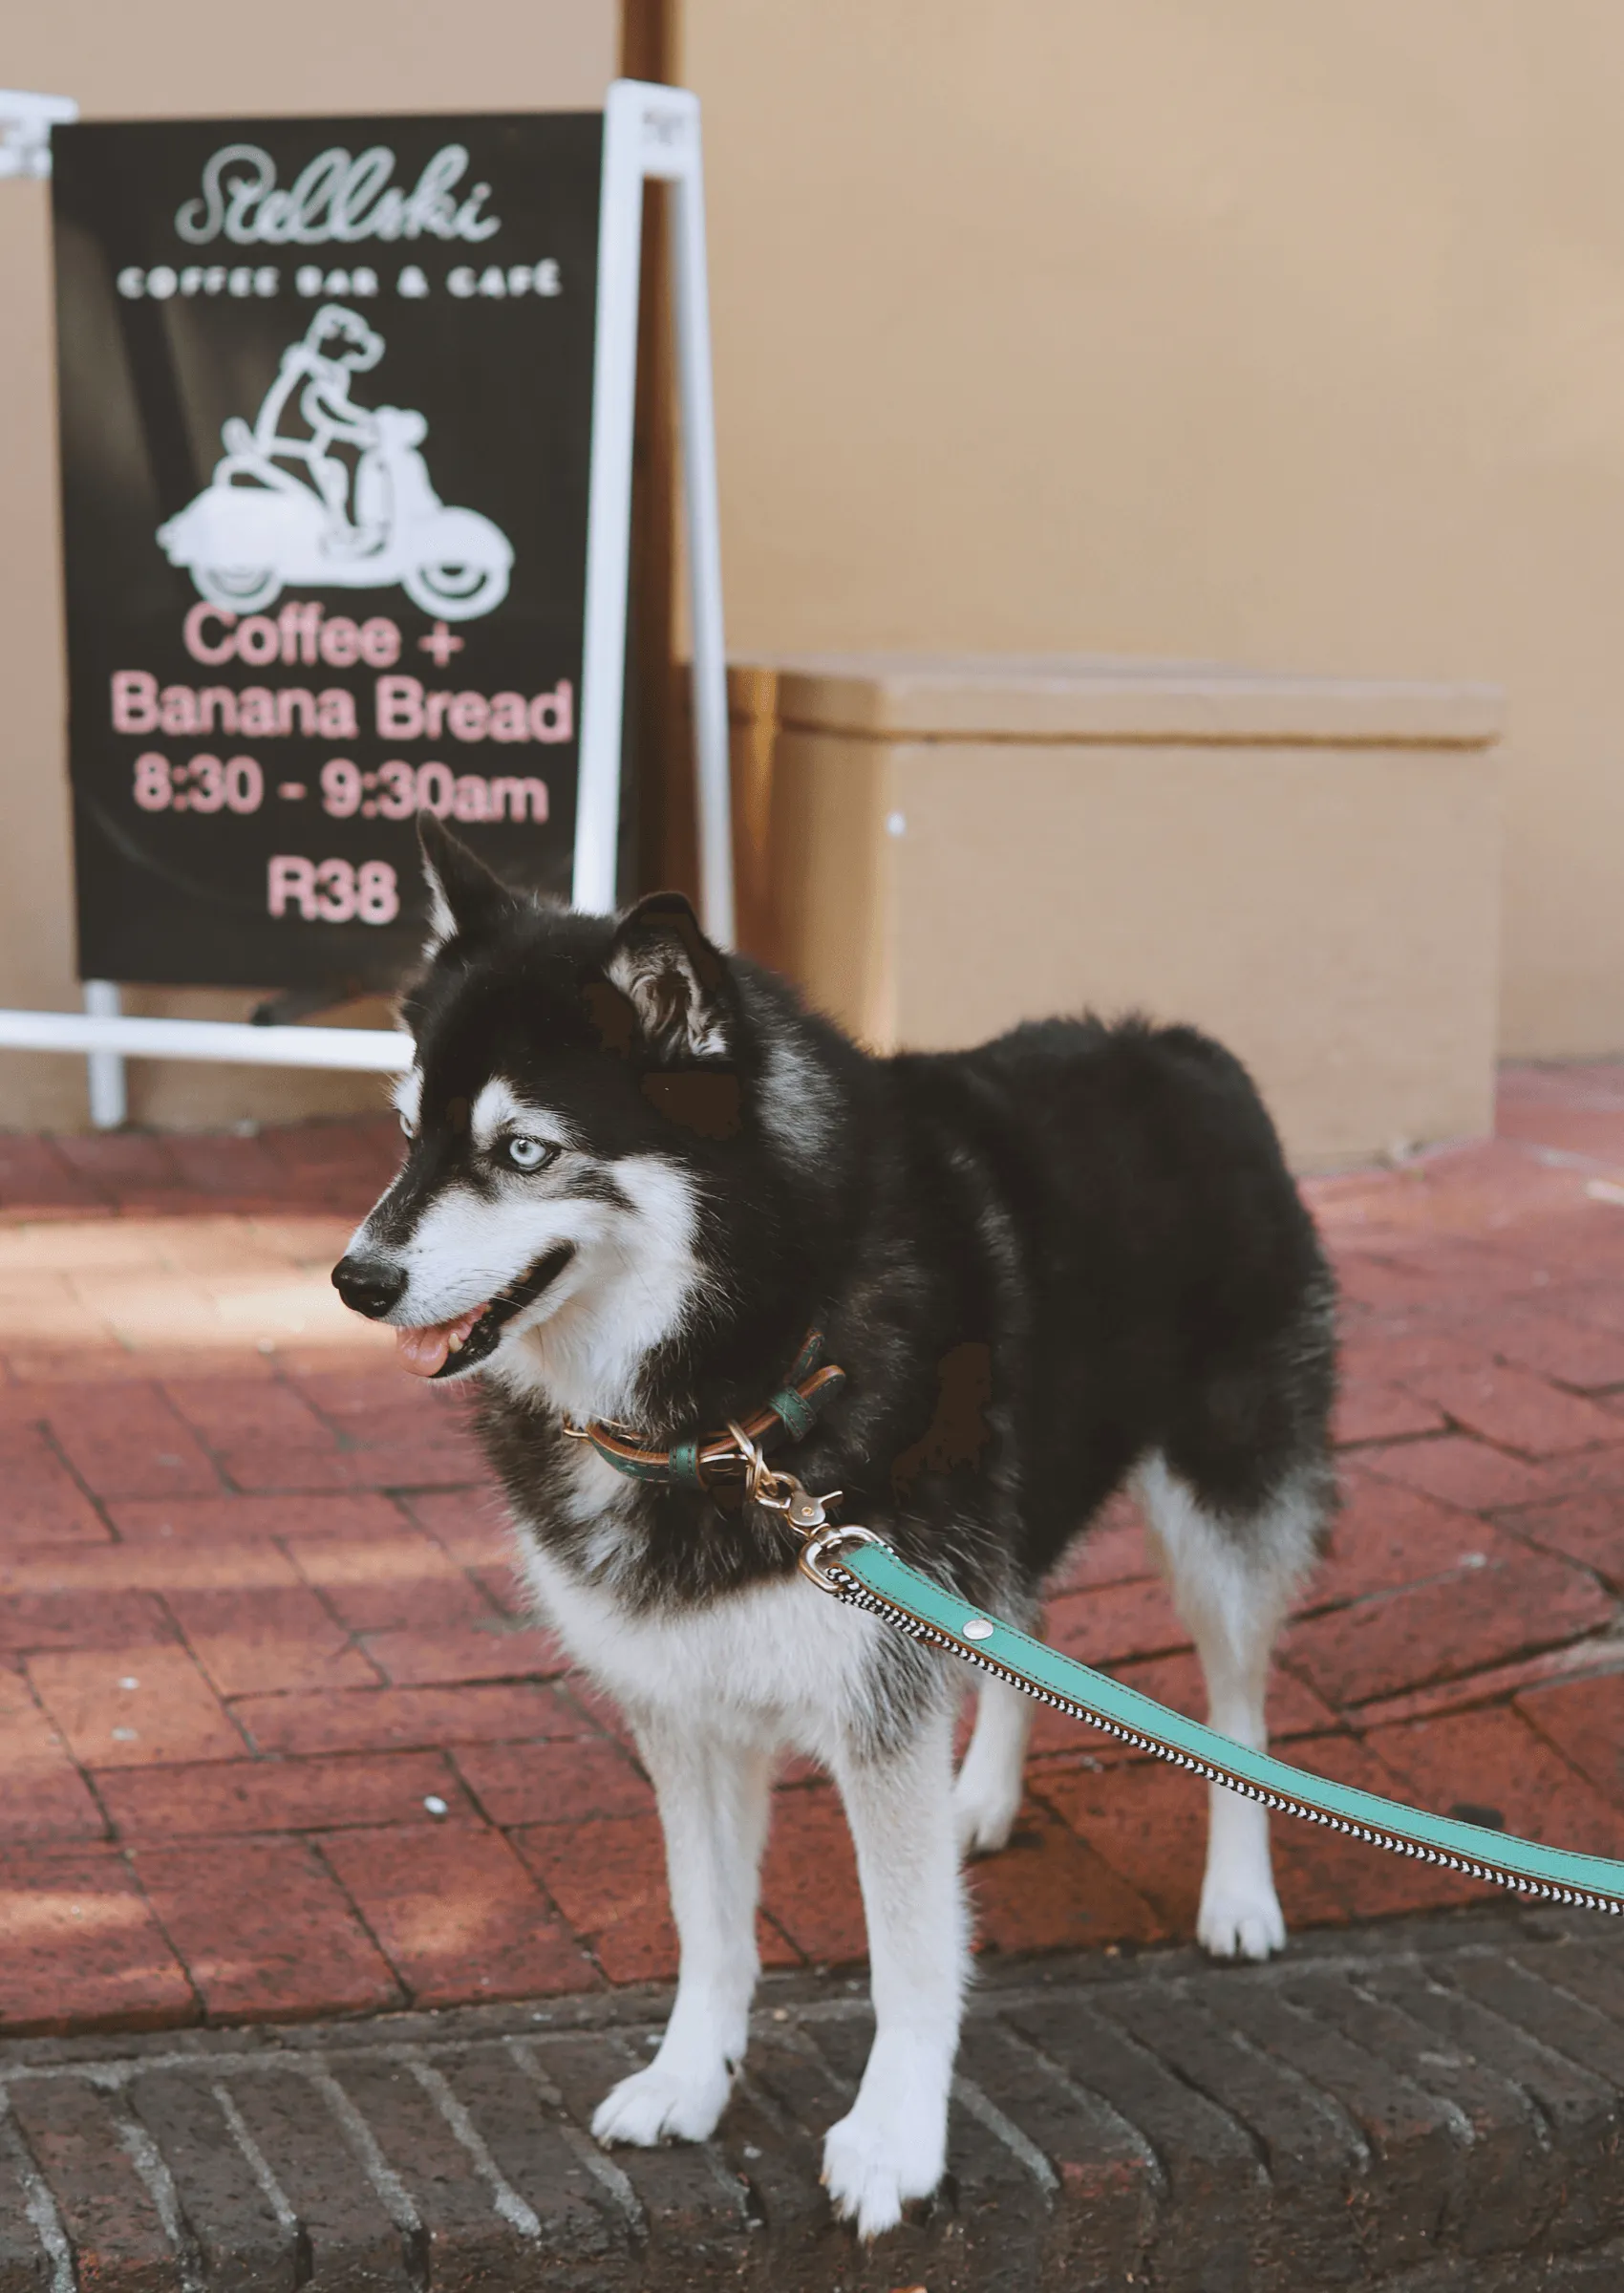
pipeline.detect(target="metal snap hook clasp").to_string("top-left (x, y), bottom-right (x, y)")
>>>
top-left (726, 1420), bottom-right (843, 1531)
top-left (799, 1522), bottom-right (885, 1593)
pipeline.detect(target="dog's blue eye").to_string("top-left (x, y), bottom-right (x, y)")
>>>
top-left (505, 1136), bottom-right (553, 1171)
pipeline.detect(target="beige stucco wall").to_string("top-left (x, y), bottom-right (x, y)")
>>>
top-left (741, 658), bottom-right (1504, 1169)
top-left (0, 1), bottom-right (615, 1128)
top-left (11, 3), bottom-right (1624, 1125)
top-left (684, 0), bottom-right (1624, 1064)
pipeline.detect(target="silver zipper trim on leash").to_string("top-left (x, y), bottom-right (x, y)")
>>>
top-left (717, 1424), bottom-right (1624, 1917)
top-left (823, 1565), bottom-right (1623, 1916)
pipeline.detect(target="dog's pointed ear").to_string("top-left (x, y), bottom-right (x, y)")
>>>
top-left (418, 813), bottom-right (510, 954)
top-left (605, 892), bottom-right (733, 1060)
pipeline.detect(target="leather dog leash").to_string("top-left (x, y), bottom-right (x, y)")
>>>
top-left (715, 1429), bottom-right (1624, 1918)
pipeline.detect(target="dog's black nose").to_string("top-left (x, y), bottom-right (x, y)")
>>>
top-left (332, 1254), bottom-right (407, 1319)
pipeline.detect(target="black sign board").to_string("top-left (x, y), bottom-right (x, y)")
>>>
top-left (52, 114), bottom-right (602, 991)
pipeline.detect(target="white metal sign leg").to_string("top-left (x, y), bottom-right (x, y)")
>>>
top-left (82, 981), bottom-right (127, 1129)
top-left (573, 79), bottom-right (735, 945)
top-left (670, 131), bottom-right (736, 951)
top-left (572, 88), bottom-right (646, 922)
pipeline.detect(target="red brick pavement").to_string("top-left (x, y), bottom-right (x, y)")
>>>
top-left (3, 1081), bottom-right (1624, 2035)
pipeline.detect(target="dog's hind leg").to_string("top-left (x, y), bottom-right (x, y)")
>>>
top-left (1137, 1451), bottom-right (1323, 1961)
top-left (953, 1671), bottom-right (1033, 1857)
top-left (591, 1720), bottom-right (771, 2147)
top-left (823, 1694), bottom-right (968, 2239)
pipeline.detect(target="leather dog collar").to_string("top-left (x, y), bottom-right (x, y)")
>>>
top-left (564, 1328), bottom-right (845, 1492)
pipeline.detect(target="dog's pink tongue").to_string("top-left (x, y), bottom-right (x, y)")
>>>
top-left (395, 1305), bottom-right (486, 1379)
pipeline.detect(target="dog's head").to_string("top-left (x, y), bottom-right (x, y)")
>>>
top-left (332, 818), bottom-right (757, 1406)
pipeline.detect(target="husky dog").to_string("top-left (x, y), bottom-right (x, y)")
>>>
top-left (334, 819), bottom-right (1336, 2239)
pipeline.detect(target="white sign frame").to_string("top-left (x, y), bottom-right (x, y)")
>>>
top-left (0, 78), bottom-right (733, 1127)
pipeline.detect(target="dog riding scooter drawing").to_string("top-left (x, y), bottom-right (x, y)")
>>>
top-left (157, 305), bottom-right (513, 619)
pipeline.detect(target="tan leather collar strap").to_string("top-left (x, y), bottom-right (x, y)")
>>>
top-left (565, 1330), bottom-right (846, 1491)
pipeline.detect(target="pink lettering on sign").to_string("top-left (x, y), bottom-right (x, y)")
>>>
top-left (268, 855), bottom-right (398, 924)
top-left (490, 776), bottom-right (547, 822)
top-left (374, 675), bottom-right (573, 743)
top-left (488, 694), bottom-right (529, 742)
top-left (113, 671), bottom-right (160, 733)
top-left (112, 675), bottom-right (359, 740)
top-left (267, 854), bottom-right (317, 918)
top-left (183, 602), bottom-right (400, 669)
top-left (529, 682), bottom-right (571, 743)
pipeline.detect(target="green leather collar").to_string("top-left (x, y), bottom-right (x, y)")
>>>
top-left (566, 1329), bottom-right (845, 1491)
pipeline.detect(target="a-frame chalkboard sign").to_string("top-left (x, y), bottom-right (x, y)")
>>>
top-left (0, 79), bottom-right (731, 1124)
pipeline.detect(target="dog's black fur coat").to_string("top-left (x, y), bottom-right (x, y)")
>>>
top-left (387, 827), bottom-right (1337, 1624)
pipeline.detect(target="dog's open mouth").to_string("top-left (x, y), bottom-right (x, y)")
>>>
top-left (396, 1244), bottom-right (575, 1381)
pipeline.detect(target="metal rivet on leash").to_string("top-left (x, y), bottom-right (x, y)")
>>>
top-left (962, 1618), bottom-right (994, 1640)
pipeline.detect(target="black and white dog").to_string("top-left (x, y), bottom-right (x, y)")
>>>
top-left (334, 819), bottom-right (1336, 2239)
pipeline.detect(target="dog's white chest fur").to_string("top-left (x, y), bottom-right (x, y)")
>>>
top-left (513, 1517), bottom-right (883, 1765)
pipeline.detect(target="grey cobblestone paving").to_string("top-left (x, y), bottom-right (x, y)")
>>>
top-left (0, 1904), bottom-right (1621, 2289)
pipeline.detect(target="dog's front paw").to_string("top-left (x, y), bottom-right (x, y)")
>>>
top-left (591, 2059), bottom-right (732, 2148)
top-left (1197, 1877), bottom-right (1287, 1961)
top-left (822, 2106), bottom-right (944, 2240)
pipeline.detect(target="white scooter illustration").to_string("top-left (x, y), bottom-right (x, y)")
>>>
top-left (157, 305), bottom-right (513, 620)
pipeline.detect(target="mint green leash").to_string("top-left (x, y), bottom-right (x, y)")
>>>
top-left (785, 1513), bottom-right (1624, 1917)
